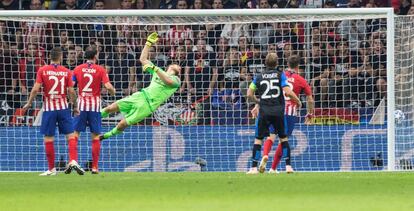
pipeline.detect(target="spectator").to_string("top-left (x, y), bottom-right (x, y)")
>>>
top-left (159, 0), bottom-right (178, 9)
top-left (75, 45), bottom-right (84, 63)
top-left (175, 0), bottom-right (188, 9)
top-left (0, 42), bottom-right (18, 94)
top-left (215, 37), bottom-right (229, 67)
top-left (95, 0), bottom-right (105, 9)
top-left (169, 45), bottom-right (189, 94)
top-left (90, 40), bottom-right (107, 65)
top-left (269, 22), bottom-right (300, 61)
top-left (164, 25), bottom-right (193, 49)
top-left (120, 0), bottom-right (133, 9)
top-left (136, 0), bottom-right (148, 9)
top-left (216, 47), bottom-right (246, 110)
top-left (29, 0), bottom-right (42, 10)
top-left (221, 23), bottom-right (250, 46)
top-left (0, 0), bottom-right (19, 10)
top-left (55, 30), bottom-right (69, 50)
top-left (62, 46), bottom-right (80, 70)
top-left (407, 5), bottom-right (414, 15)
top-left (191, 0), bottom-right (204, 9)
top-left (246, 44), bottom-right (265, 72)
top-left (106, 40), bottom-right (136, 98)
top-left (19, 43), bottom-right (45, 101)
top-left (211, 0), bottom-right (224, 9)
top-left (309, 43), bottom-right (333, 107)
top-left (183, 38), bottom-right (193, 53)
top-left (58, 0), bottom-right (78, 10)
top-left (186, 39), bottom-right (218, 124)
top-left (193, 39), bottom-right (214, 52)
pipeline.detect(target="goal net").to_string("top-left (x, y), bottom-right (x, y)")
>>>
top-left (0, 9), bottom-right (400, 172)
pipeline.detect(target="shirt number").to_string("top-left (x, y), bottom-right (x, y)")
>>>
top-left (48, 76), bottom-right (65, 95)
top-left (260, 79), bottom-right (280, 99)
top-left (82, 73), bottom-right (94, 92)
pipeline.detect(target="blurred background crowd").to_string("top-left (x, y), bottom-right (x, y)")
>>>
top-left (1, 0), bottom-right (413, 125)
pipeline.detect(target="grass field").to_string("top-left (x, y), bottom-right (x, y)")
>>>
top-left (1, 172), bottom-right (414, 211)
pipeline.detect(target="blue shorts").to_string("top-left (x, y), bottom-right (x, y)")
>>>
top-left (269, 115), bottom-right (298, 136)
top-left (40, 109), bottom-right (74, 136)
top-left (73, 111), bottom-right (102, 134)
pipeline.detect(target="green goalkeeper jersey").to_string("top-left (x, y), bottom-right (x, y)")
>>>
top-left (141, 66), bottom-right (180, 111)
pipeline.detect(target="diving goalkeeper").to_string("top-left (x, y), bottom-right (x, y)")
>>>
top-left (99, 32), bottom-right (181, 140)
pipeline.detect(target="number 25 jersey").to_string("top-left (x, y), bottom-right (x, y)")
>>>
top-left (249, 69), bottom-right (289, 116)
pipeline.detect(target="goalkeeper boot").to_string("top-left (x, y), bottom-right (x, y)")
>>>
top-left (286, 165), bottom-right (294, 174)
top-left (246, 167), bottom-right (259, 175)
top-left (69, 160), bottom-right (85, 175)
top-left (39, 168), bottom-right (57, 176)
top-left (258, 155), bottom-right (268, 173)
top-left (268, 168), bottom-right (280, 174)
top-left (64, 163), bottom-right (72, 174)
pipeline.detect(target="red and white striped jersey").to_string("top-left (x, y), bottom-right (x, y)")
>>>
top-left (284, 70), bottom-right (313, 116)
top-left (73, 62), bottom-right (109, 112)
top-left (164, 26), bottom-right (193, 46)
top-left (36, 64), bottom-right (73, 111)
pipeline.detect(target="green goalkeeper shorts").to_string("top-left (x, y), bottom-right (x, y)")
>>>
top-left (117, 92), bottom-right (153, 126)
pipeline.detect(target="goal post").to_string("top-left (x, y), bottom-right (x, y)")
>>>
top-left (0, 8), bottom-right (401, 172)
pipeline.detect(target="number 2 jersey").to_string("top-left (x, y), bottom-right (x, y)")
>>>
top-left (73, 63), bottom-right (109, 112)
top-left (249, 69), bottom-right (289, 116)
top-left (284, 70), bottom-right (312, 116)
top-left (35, 64), bottom-right (73, 111)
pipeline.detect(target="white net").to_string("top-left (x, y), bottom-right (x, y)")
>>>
top-left (394, 15), bottom-right (414, 170)
top-left (0, 10), bottom-right (397, 172)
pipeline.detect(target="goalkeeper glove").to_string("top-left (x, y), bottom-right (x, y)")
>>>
top-left (145, 32), bottom-right (159, 47)
top-left (143, 63), bottom-right (160, 74)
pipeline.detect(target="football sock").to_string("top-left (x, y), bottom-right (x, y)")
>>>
top-left (68, 137), bottom-right (78, 162)
top-left (251, 144), bottom-right (262, 168)
top-left (271, 143), bottom-right (283, 170)
top-left (44, 142), bottom-right (55, 170)
top-left (92, 138), bottom-right (101, 170)
top-left (282, 141), bottom-right (291, 166)
top-left (104, 127), bottom-right (123, 139)
top-left (263, 138), bottom-right (273, 157)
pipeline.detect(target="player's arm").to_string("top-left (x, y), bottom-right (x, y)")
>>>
top-left (22, 82), bottom-right (41, 110)
top-left (139, 32), bottom-right (158, 67)
top-left (104, 82), bottom-right (116, 96)
top-left (247, 77), bottom-right (259, 104)
top-left (281, 72), bottom-right (302, 107)
top-left (283, 87), bottom-right (301, 108)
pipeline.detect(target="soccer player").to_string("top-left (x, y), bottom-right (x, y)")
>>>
top-left (99, 32), bottom-right (181, 140)
top-left (246, 53), bottom-right (301, 174)
top-left (72, 46), bottom-right (115, 174)
top-left (252, 55), bottom-right (314, 174)
top-left (22, 47), bottom-right (85, 176)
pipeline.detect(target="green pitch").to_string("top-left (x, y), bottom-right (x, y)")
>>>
top-left (1, 172), bottom-right (414, 211)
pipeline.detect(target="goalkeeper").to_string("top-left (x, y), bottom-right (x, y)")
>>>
top-left (99, 32), bottom-right (181, 140)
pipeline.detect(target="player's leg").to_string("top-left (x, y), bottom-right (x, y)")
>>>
top-left (39, 111), bottom-right (57, 176)
top-left (101, 96), bottom-right (151, 140)
top-left (278, 115), bottom-right (295, 173)
top-left (88, 111), bottom-right (102, 174)
top-left (259, 125), bottom-right (276, 173)
top-left (247, 115), bottom-right (266, 174)
top-left (59, 109), bottom-right (85, 175)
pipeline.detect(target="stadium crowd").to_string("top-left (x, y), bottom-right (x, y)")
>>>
top-left (1, 0), bottom-right (413, 125)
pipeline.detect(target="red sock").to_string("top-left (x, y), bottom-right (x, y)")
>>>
top-left (68, 137), bottom-right (78, 162)
top-left (263, 138), bottom-right (273, 157)
top-left (44, 142), bottom-right (55, 170)
top-left (92, 139), bottom-right (101, 170)
top-left (271, 143), bottom-right (283, 170)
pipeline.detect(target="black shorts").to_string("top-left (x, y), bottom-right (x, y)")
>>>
top-left (255, 114), bottom-right (287, 140)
